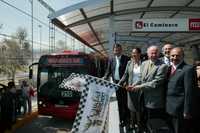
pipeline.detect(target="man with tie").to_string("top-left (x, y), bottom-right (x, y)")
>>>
top-left (161, 43), bottom-right (173, 65)
top-left (103, 44), bottom-right (130, 132)
top-left (166, 47), bottom-right (198, 133)
top-left (130, 46), bottom-right (168, 123)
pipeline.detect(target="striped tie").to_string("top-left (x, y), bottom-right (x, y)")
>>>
top-left (148, 62), bottom-right (154, 73)
top-left (170, 66), bottom-right (176, 76)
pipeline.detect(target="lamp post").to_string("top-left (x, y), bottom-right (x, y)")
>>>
top-left (38, 25), bottom-right (42, 55)
top-left (28, 0), bottom-right (34, 63)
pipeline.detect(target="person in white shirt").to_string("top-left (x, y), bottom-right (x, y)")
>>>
top-left (118, 48), bottom-right (144, 132)
top-left (21, 81), bottom-right (32, 114)
top-left (103, 44), bottom-right (130, 132)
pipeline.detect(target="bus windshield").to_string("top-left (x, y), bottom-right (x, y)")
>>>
top-left (39, 66), bottom-right (88, 88)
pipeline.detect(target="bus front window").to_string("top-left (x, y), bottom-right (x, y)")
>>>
top-left (39, 66), bottom-right (88, 88)
top-left (40, 69), bottom-right (48, 87)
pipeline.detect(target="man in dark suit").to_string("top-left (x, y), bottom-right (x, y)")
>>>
top-left (103, 44), bottom-right (130, 131)
top-left (166, 47), bottom-right (198, 133)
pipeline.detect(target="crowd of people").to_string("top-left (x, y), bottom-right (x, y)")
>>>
top-left (0, 80), bottom-right (35, 133)
top-left (103, 43), bottom-right (200, 133)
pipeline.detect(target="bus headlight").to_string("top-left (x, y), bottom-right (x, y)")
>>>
top-left (38, 101), bottom-right (43, 105)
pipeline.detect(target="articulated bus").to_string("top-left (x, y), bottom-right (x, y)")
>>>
top-left (29, 51), bottom-right (107, 119)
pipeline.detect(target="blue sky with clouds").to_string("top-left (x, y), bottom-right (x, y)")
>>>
top-left (0, 0), bottom-right (86, 50)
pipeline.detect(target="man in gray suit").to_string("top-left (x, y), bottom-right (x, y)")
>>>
top-left (130, 45), bottom-right (168, 122)
top-left (166, 47), bottom-right (198, 133)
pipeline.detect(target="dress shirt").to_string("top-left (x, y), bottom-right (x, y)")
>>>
top-left (132, 64), bottom-right (141, 83)
top-left (164, 56), bottom-right (171, 65)
top-left (114, 55), bottom-right (121, 80)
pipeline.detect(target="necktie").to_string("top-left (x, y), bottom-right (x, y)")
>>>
top-left (148, 62), bottom-right (154, 73)
top-left (170, 66), bottom-right (176, 76)
top-left (114, 56), bottom-right (120, 80)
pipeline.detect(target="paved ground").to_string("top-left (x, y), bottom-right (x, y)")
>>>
top-left (15, 115), bottom-right (73, 133)
top-left (8, 93), bottom-right (121, 133)
top-left (109, 93), bottom-right (120, 133)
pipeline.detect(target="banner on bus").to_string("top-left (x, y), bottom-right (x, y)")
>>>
top-left (132, 18), bottom-right (200, 32)
top-left (60, 73), bottom-right (119, 133)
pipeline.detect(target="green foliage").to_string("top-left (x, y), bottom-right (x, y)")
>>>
top-left (0, 27), bottom-right (31, 81)
top-left (56, 40), bottom-right (68, 51)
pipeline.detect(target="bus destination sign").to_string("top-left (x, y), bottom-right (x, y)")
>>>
top-left (47, 57), bottom-right (84, 64)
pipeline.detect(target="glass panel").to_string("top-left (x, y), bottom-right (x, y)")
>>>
top-left (39, 66), bottom-right (88, 88)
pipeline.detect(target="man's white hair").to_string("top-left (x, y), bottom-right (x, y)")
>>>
top-left (147, 45), bottom-right (159, 54)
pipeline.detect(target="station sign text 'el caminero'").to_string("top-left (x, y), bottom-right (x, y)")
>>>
top-left (132, 18), bottom-right (200, 32)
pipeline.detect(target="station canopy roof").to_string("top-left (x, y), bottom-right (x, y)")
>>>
top-left (49, 0), bottom-right (200, 56)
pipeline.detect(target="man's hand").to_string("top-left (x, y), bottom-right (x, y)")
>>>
top-left (125, 85), bottom-right (141, 91)
top-left (102, 77), bottom-right (107, 80)
top-left (184, 113), bottom-right (192, 119)
top-left (126, 85), bottom-right (133, 91)
top-left (132, 85), bottom-right (141, 91)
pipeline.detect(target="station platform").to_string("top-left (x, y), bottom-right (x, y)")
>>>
top-left (4, 96), bottom-right (38, 133)
top-left (109, 94), bottom-right (120, 133)
top-left (5, 94), bottom-right (121, 133)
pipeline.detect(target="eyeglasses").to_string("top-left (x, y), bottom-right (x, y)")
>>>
top-left (170, 55), bottom-right (180, 57)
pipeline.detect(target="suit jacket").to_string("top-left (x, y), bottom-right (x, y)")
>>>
top-left (166, 61), bottom-right (198, 117)
top-left (160, 56), bottom-right (170, 66)
top-left (104, 54), bottom-right (130, 81)
top-left (118, 60), bottom-right (141, 85)
top-left (136, 59), bottom-right (168, 109)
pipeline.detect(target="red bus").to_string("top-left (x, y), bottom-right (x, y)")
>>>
top-left (29, 51), bottom-right (107, 119)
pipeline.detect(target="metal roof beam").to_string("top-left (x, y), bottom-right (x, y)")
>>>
top-left (160, 33), bottom-right (175, 42)
top-left (173, 34), bottom-right (197, 43)
top-left (51, 18), bottom-right (104, 56)
top-left (92, 40), bottom-right (108, 46)
top-left (170, 0), bottom-right (195, 18)
top-left (115, 6), bottom-right (200, 16)
top-left (62, 6), bottom-right (200, 29)
top-left (79, 8), bottom-right (107, 54)
top-left (37, 0), bottom-right (55, 13)
top-left (179, 39), bottom-right (200, 46)
top-left (116, 34), bottom-right (161, 41)
top-left (110, 0), bottom-right (114, 14)
top-left (140, 0), bottom-right (154, 18)
top-left (48, 0), bottom-right (108, 19)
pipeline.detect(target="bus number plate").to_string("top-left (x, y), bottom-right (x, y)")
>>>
top-left (61, 91), bottom-right (73, 97)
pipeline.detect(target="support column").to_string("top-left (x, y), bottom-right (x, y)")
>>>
top-left (191, 44), bottom-right (200, 61)
top-left (108, 15), bottom-right (115, 56)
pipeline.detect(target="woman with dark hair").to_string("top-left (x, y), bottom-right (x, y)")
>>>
top-left (118, 47), bottom-right (144, 132)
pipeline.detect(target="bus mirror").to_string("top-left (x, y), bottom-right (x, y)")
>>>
top-left (29, 68), bottom-right (33, 79)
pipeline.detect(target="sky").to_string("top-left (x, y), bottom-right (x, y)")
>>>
top-left (0, 0), bottom-right (86, 51)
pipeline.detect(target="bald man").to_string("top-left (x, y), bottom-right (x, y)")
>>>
top-left (130, 46), bottom-right (168, 122)
top-left (166, 47), bottom-right (198, 133)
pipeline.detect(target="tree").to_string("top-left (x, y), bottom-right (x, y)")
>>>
top-left (3, 38), bottom-right (22, 81)
top-left (16, 27), bottom-right (27, 46)
top-left (16, 27), bottom-right (31, 65)
top-left (56, 40), bottom-right (67, 51)
top-left (0, 44), bottom-right (7, 73)
top-left (0, 27), bottom-right (31, 81)
top-left (0, 23), bottom-right (3, 31)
